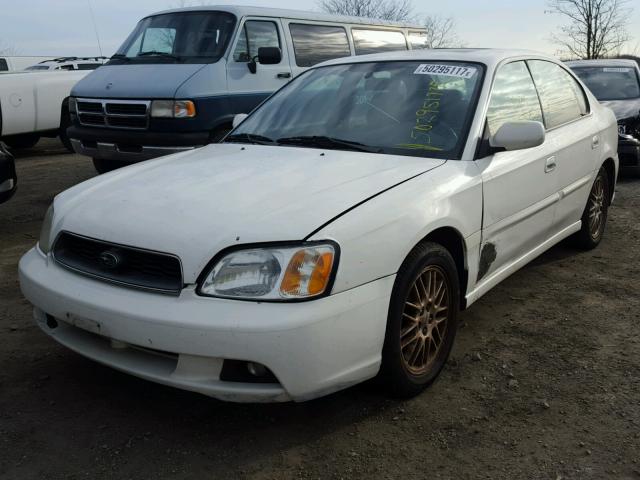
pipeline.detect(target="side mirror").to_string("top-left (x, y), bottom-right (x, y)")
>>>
top-left (247, 47), bottom-right (282, 74)
top-left (490, 121), bottom-right (545, 151)
top-left (232, 113), bottom-right (248, 129)
top-left (0, 143), bottom-right (17, 204)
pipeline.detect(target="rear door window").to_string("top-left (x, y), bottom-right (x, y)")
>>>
top-left (289, 24), bottom-right (351, 67)
top-left (233, 20), bottom-right (281, 63)
top-left (487, 61), bottom-right (544, 136)
top-left (528, 60), bottom-right (587, 129)
top-left (352, 29), bottom-right (407, 55)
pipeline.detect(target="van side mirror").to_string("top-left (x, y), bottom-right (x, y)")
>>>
top-left (232, 113), bottom-right (248, 129)
top-left (248, 47), bottom-right (282, 74)
top-left (0, 143), bottom-right (17, 204)
top-left (489, 121), bottom-right (546, 151)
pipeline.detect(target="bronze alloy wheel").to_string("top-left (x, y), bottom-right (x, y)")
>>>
top-left (588, 175), bottom-right (606, 240)
top-left (400, 265), bottom-right (450, 376)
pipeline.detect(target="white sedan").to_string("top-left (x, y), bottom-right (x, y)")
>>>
top-left (19, 49), bottom-right (618, 402)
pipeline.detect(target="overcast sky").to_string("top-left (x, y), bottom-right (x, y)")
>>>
top-left (1, 0), bottom-right (639, 58)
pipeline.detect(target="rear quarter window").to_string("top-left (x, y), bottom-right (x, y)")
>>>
top-left (352, 29), bottom-right (407, 55)
top-left (289, 24), bottom-right (351, 67)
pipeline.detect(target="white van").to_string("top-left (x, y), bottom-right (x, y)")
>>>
top-left (67, 5), bottom-right (428, 172)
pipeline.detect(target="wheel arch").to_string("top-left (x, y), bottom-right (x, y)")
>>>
top-left (412, 226), bottom-right (469, 310)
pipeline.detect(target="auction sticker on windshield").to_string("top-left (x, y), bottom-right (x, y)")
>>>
top-left (603, 67), bottom-right (632, 73)
top-left (414, 64), bottom-right (477, 79)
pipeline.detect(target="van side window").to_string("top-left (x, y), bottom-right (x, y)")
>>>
top-left (289, 24), bottom-right (350, 67)
top-left (408, 31), bottom-right (428, 49)
top-left (0, 59), bottom-right (8, 72)
top-left (527, 60), bottom-right (587, 129)
top-left (233, 20), bottom-right (281, 63)
top-left (352, 29), bottom-right (407, 55)
top-left (486, 61), bottom-right (544, 136)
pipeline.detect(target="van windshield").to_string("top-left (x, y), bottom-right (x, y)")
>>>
top-left (227, 61), bottom-right (484, 159)
top-left (111, 11), bottom-right (236, 64)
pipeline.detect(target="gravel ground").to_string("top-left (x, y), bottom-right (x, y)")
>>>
top-left (1, 139), bottom-right (639, 480)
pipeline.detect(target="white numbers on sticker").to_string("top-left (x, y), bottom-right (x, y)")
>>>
top-left (414, 64), bottom-right (477, 79)
top-left (603, 67), bottom-right (631, 73)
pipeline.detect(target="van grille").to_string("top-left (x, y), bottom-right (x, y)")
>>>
top-left (76, 98), bottom-right (150, 130)
top-left (53, 231), bottom-right (183, 295)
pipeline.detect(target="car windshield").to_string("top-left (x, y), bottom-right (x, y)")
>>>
top-left (25, 65), bottom-right (49, 70)
top-left (571, 66), bottom-right (640, 101)
top-left (111, 11), bottom-right (236, 64)
top-left (227, 61), bottom-right (484, 159)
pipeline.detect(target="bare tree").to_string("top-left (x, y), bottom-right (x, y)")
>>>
top-left (548, 0), bottom-right (632, 59)
top-left (0, 40), bottom-right (17, 56)
top-left (422, 15), bottom-right (464, 48)
top-left (318, 0), bottom-right (414, 22)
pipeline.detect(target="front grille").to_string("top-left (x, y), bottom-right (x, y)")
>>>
top-left (76, 98), bottom-right (150, 130)
top-left (620, 116), bottom-right (640, 140)
top-left (53, 232), bottom-right (183, 295)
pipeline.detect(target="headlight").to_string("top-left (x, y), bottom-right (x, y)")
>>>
top-left (38, 205), bottom-right (54, 254)
top-left (199, 243), bottom-right (338, 300)
top-left (150, 100), bottom-right (196, 118)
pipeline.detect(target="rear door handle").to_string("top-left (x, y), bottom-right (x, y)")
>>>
top-left (545, 156), bottom-right (557, 173)
top-left (592, 135), bottom-right (600, 149)
top-left (277, 72), bottom-right (292, 79)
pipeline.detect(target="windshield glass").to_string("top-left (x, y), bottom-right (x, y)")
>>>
top-left (571, 66), bottom-right (640, 100)
top-left (25, 65), bottom-right (49, 70)
top-left (228, 61), bottom-right (483, 159)
top-left (111, 11), bottom-right (236, 64)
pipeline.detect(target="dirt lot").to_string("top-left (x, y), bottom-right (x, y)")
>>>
top-left (1, 139), bottom-right (639, 480)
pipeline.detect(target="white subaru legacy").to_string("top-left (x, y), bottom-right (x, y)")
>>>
top-left (19, 49), bottom-right (618, 402)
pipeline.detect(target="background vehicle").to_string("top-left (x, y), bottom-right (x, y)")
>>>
top-left (0, 70), bottom-right (89, 150)
top-left (25, 56), bottom-right (108, 71)
top-left (20, 50), bottom-right (618, 402)
top-left (67, 5), bottom-right (428, 173)
top-left (567, 59), bottom-right (640, 174)
top-left (0, 143), bottom-right (17, 203)
top-left (0, 56), bottom-right (51, 73)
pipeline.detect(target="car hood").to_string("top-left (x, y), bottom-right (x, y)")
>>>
top-left (600, 98), bottom-right (640, 121)
top-left (70, 63), bottom-right (207, 99)
top-left (54, 144), bottom-right (445, 283)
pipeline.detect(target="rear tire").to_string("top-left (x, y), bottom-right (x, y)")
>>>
top-left (379, 242), bottom-right (459, 398)
top-left (4, 134), bottom-right (40, 150)
top-left (572, 166), bottom-right (610, 250)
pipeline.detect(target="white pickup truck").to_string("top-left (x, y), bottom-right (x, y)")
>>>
top-left (0, 70), bottom-right (88, 150)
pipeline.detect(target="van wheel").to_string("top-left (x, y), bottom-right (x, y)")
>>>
top-left (379, 242), bottom-right (459, 398)
top-left (92, 158), bottom-right (122, 174)
top-left (572, 167), bottom-right (609, 250)
top-left (4, 134), bottom-right (40, 150)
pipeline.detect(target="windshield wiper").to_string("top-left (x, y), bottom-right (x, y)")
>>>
top-left (109, 54), bottom-right (130, 63)
top-left (277, 136), bottom-right (383, 153)
top-left (137, 51), bottom-right (181, 61)
top-left (224, 133), bottom-right (277, 145)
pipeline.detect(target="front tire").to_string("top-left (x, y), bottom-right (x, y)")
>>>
top-left (572, 167), bottom-right (610, 250)
top-left (379, 242), bottom-right (459, 398)
top-left (4, 134), bottom-right (40, 150)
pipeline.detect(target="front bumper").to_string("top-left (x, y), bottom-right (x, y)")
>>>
top-left (67, 125), bottom-right (209, 163)
top-left (19, 247), bottom-right (394, 402)
top-left (618, 138), bottom-right (640, 170)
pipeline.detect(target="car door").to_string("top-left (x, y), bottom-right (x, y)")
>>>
top-left (226, 18), bottom-right (292, 105)
top-left (475, 60), bottom-right (559, 284)
top-left (527, 60), bottom-right (597, 233)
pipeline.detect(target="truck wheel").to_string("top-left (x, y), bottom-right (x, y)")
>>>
top-left (4, 134), bottom-right (40, 150)
top-left (92, 158), bottom-right (122, 174)
top-left (378, 242), bottom-right (459, 398)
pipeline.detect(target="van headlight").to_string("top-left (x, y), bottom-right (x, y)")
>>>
top-left (150, 100), bottom-right (196, 118)
top-left (38, 205), bottom-right (55, 254)
top-left (198, 243), bottom-right (338, 300)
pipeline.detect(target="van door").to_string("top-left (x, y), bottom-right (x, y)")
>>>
top-left (226, 18), bottom-right (292, 112)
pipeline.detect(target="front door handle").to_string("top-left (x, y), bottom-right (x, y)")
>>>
top-left (592, 135), bottom-right (600, 149)
top-left (545, 156), bottom-right (557, 173)
top-left (277, 72), bottom-right (292, 79)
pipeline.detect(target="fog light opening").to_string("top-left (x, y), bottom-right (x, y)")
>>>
top-left (247, 362), bottom-right (268, 377)
top-left (45, 315), bottom-right (58, 329)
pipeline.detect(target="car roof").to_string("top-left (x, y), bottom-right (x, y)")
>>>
top-left (149, 4), bottom-right (423, 29)
top-left (314, 48), bottom-right (558, 69)
top-left (565, 58), bottom-right (638, 68)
